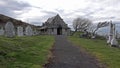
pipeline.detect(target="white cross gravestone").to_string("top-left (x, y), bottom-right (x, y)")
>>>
top-left (110, 24), bottom-right (118, 46)
top-left (107, 22), bottom-right (113, 44)
top-left (25, 25), bottom-right (33, 36)
top-left (0, 27), bottom-right (4, 35)
top-left (17, 26), bottom-right (23, 36)
top-left (5, 21), bottom-right (15, 37)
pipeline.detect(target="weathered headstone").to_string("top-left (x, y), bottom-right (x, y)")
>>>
top-left (5, 21), bottom-right (15, 37)
top-left (0, 27), bottom-right (4, 35)
top-left (25, 25), bottom-right (33, 36)
top-left (110, 24), bottom-right (118, 47)
top-left (107, 22), bottom-right (113, 44)
top-left (17, 26), bottom-right (23, 36)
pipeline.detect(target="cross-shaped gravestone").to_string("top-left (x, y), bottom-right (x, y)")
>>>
top-left (110, 24), bottom-right (118, 47)
top-left (107, 22), bottom-right (113, 44)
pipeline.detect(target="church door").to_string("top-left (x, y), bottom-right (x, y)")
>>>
top-left (57, 27), bottom-right (62, 35)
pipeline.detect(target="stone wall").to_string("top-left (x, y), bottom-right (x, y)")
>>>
top-left (45, 28), bottom-right (70, 35)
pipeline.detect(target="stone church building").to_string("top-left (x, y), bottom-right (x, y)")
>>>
top-left (40, 14), bottom-right (70, 35)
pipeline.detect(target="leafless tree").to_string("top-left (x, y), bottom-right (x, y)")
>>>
top-left (72, 17), bottom-right (92, 35)
top-left (87, 23), bottom-right (95, 33)
top-left (92, 21), bottom-right (109, 36)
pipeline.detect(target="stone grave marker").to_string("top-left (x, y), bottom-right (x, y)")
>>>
top-left (5, 21), bottom-right (15, 37)
top-left (25, 25), bottom-right (33, 36)
top-left (0, 27), bottom-right (4, 35)
top-left (107, 22), bottom-right (113, 44)
top-left (110, 24), bottom-right (118, 47)
top-left (17, 26), bottom-right (23, 36)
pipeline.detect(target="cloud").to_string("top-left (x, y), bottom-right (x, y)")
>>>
top-left (0, 0), bottom-right (120, 27)
top-left (0, 0), bottom-right (31, 18)
top-left (22, 12), bottom-right (57, 26)
top-left (41, 10), bottom-right (57, 15)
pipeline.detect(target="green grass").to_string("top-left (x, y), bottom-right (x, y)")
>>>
top-left (69, 36), bottom-right (120, 68)
top-left (72, 31), bottom-right (83, 37)
top-left (0, 36), bottom-right (54, 68)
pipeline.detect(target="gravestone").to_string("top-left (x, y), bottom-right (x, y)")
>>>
top-left (5, 21), bottom-right (15, 37)
top-left (110, 24), bottom-right (118, 47)
top-left (17, 26), bottom-right (23, 36)
top-left (25, 25), bottom-right (33, 36)
top-left (0, 27), bottom-right (4, 35)
top-left (107, 22), bottom-right (113, 44)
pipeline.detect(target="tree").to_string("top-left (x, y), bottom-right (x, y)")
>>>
top-left (92, 21), bottom-right (109, 37)
top-left (72, 17), bottom-right (92, 35)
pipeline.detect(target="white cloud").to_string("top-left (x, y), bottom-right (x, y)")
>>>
top-left (0, 0), bottom-right (6, 5)
top-left (1, 0), bottom-right (120, 26)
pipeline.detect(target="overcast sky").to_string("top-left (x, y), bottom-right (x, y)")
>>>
top-left (0, 0), bottom-right (120, 27)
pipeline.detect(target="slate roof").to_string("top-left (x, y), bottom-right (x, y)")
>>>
top-left (43, 14), bottom-right (70, 29)
top-left (46, 17), bottom-right (55, 23)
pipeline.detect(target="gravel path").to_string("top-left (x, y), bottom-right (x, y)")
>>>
top-left (45, 35), bottom-right (101, 68)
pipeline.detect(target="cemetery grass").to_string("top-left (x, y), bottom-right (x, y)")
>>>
top-left (69, 36), bottom-right (120, 68)
top-left (0, 36), bottom-right (54, 68)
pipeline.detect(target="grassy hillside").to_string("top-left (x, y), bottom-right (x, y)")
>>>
top-left (0, 36), bottom-right (54, 68)
top-left (69, 36), bottom-right (120, 68)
